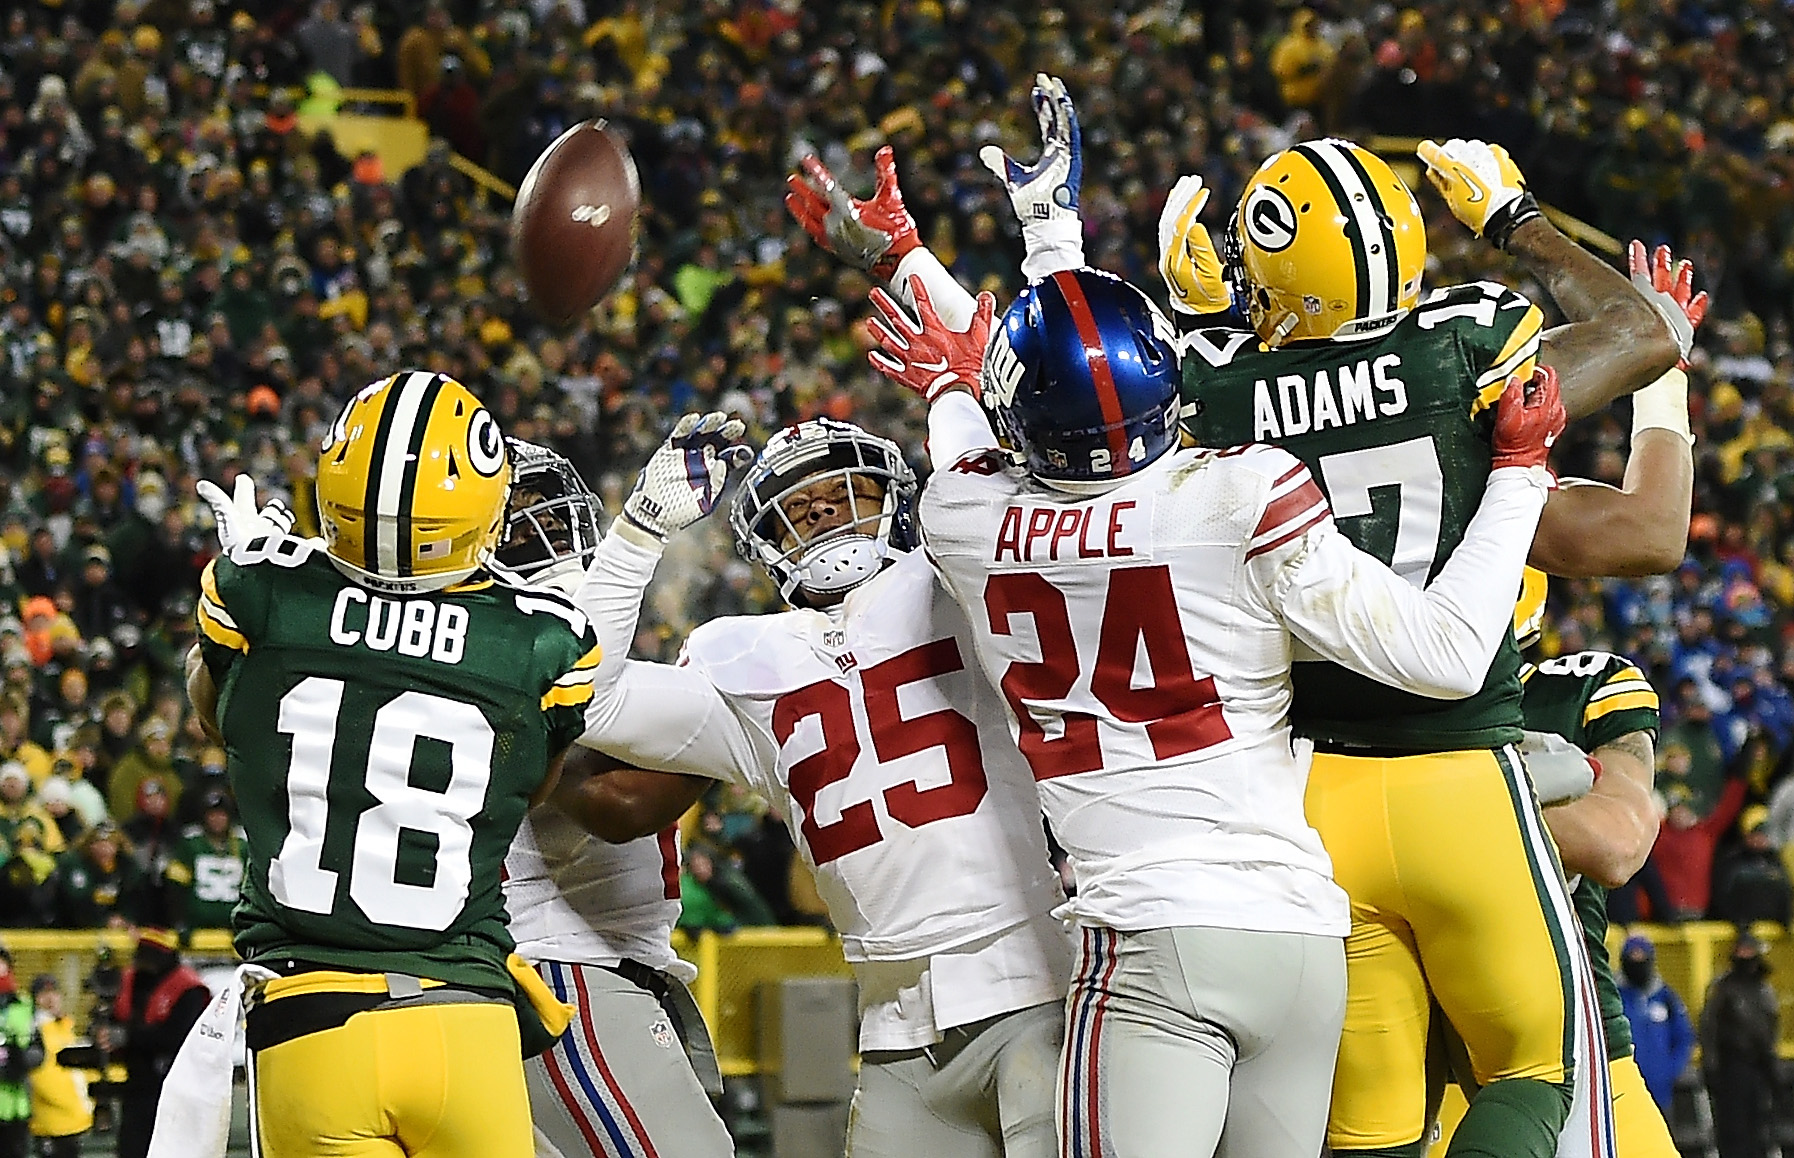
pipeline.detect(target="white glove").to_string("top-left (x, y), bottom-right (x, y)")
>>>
top-left (1520, 729), bottom-right (1599, 806)
top-left (197, 475), bottom-right (295, 554)
top-left (980, 73), bottom-right (1085, 280)
top-left (616, 412), bottom-right (753, 547)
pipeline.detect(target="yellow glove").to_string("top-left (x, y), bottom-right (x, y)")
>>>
top-left (1415, 138), bottom-right (1541, 248)
top-left (1157, 174), bottom-right (1231, 316)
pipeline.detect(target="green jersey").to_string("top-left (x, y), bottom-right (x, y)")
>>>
top-left (1520, 649), bottom-right (1660, 1060)
top-left (164, 825), bottom-right (249, 930)
top-left (197, 537), bottom-right (601, 992)
top-left (1182, 281), bottom-right (1544, 750)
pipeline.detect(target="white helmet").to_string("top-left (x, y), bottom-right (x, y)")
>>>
top-left (494, 438), bottom-right (606, 595)
top-left (730, 418), bottom-right (918, 605)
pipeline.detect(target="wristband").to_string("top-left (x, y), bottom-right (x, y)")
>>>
top-left (1631, 368), bottom-right (1694, 446)
top-left (1487, 191), bottom-right (1542, 251)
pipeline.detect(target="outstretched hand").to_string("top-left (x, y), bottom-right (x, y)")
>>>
top-left (785, 146), bottom-right (919, 280)
top-left (197, 474), bottom-right (295, 553)
top-left (618, 413), bottom-right (754, 544)
top-left (1627, 240), bottom-right (1708, 366)
top-left (866, 278), bottom-right (996, 404)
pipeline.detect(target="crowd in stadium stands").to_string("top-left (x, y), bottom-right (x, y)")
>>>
top-left (2, 0), bottom-right (1794, 934)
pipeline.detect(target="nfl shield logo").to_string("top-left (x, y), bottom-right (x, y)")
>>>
top-left (822, 629), bottom-right (846, 650)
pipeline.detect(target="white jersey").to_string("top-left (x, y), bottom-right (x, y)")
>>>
top-left (920, 411), bottom-right (1549, 937)
top-left (577, 534), bottom-right (1070, 1049)
top-left (504, 810), bottom-right (693, 983)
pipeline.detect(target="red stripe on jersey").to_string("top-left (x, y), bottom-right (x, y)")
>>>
top-left (1052, 271), bottom-right (1133, 473)
top-left (1270, 463), bottom-right (1306, 488)
top-left (1245, 506), bottom-right (1329, 560)
top-left (1253, 475), bottom-right (1327, 540)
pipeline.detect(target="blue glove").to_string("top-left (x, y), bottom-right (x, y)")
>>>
top-left (979, 73), bottom-right (1085, 279)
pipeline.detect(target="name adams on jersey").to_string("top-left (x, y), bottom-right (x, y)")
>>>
top-left (1521, 650), bottom-right (1660, 1060)
top-left (196, 534), bottom-right (600, 992)
top-left (1181, 280), bottom-right (1544, 750)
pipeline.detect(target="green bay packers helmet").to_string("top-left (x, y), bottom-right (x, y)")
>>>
top-left (1227, 139), bottom-right (1426, 347)
top-left (1514, 565), bottom-right (1548, 650)
top-left (315, 371), bottom-right (512, 594)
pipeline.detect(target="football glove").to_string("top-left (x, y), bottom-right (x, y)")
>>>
top-left (1627, 239), bottom-right (1707, 365)
top-left (197, 474), bottom-right (296, 554)
top-left (980, 73), bottom-right (1084, 279)
top-left (1416, 138), bottom-right (1541, 249)
top-left (1520, 729), bottom-right (1599, 806)
top-left (1490, 364), bottom-right (1566, 473)
top-left (618, 412), bottom-right (753, 545)
top-left (867, 278), bottom-right (996, 403)
top-left (1156, 174), bottom-right (1231, 316)
top-left (785, 146), bottom-right (919, 281)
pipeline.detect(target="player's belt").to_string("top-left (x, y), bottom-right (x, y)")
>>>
top-left (1310, 741), bottom-right (1432, 758)
top-left (861, 1010), bottom-right (1014, 1071)
top-left (245, 969), bottom-right (509, 1052)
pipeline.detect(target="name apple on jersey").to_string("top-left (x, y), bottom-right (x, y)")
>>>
top-left (992, 496), bottom-right (1149, 564)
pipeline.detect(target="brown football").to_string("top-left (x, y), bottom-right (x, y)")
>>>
top-left (511, 119), bottom-right (641, 327)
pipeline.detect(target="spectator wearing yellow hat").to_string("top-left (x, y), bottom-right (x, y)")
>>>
top-left (1711, 804), bottom-right (1793, 927)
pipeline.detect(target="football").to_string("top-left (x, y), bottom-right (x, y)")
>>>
top-left (510, 119), bottom-right (641, 327)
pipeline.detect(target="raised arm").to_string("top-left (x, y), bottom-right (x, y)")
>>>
top-left (1417, 140), bottom-right (1682, 419)
top-left (1258, 370), bottom-right (1563, 698)
top-left (865, 279), bottom-right (999, 470)
top-left (1530, 242), bottom-right (1706, 576)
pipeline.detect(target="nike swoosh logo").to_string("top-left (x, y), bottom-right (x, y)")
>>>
top-left (915, 357), bottom-right (950, 372)
top-left (1463, 182), bottom-right (1486, 203)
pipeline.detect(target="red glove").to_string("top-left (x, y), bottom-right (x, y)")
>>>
top-left (866, 278), bottom-right (995, 403)
top-left (1627, 239), bottom-right (1708, 368)
top-left (785, 145), bottom-right (920, 281)
top-left (1491, 364), bottom-right (1566, 471)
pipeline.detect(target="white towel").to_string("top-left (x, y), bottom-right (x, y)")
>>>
top-left (146, 964), bottom-right (277, 1158)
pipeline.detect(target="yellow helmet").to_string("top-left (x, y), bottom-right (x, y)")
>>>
top-left (1227, 139), bottom-right (1426, 347)
top-left (315, 371), bottom-right (512, 594)
top-left (1514, 566), bottom-right (1548, 650)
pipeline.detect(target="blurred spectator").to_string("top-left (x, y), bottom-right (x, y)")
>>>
top-left (0, 763), bottom-right (62, 855)
top-left (1618, 936), bottom-right (1695, 1113)
top-left (163, 787), bottom-right (243, 932)
top-left (111, 930), bottom-right (207, 1158)
top-left (1649, 748), bottom-right (1746, 920)
top-left (1269, 10), bottom-right (1336, 114)
top-left (27, 974), bottom-right (90, 1158)
top-left (105, 719), bottom-right (180, 823)
top-left (1701, 934), bottom-right (1780, 1158)
top-left (394, 1), bottom-right (489, 102)
top-left (123, 780), bottom-right (179, 927)
top-left (0, 949), bottom-right (34, 1158)
top-left (53, 823), bottom-right (142, 930)
top-left (295, 0), bottom-right (362, 87)
top-left (1710, 805), bottom-right (1794, 927)
top-left (677, 843), bottom-right (775, 934)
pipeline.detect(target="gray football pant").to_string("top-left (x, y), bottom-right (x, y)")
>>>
top-left (1060, 926), bottom-right (1346, 1158)
top-left (526, 962), bottom-right (733, 1158)
top-left (848, 1001), bottom-right (1063, 1158)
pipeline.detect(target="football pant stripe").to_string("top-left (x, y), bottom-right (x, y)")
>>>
top-left (1062, 929), bottom-right (1102, 1158)
top-left (570, 963), bottom-right (662, 1158)
top-left (246, 1043), bottom-right (263, 1158)
top-left (1084, 928), bottom-right (1119, 1158)
top-left (1063, 927), bottom-right (1117, 1158)
top-left (393, 373), bottom-right (447, 577)
top-left (1051, 270), bottom-right (1135, 474)
top-left (1332, 141), bottom-right (1402, 314)
top-left (544, 962), bottom-right (644, 1158)
top-left (1497, 743), bottom-right (1582, 1081)
top-left (371, 370), bottom-right (436, 577)
top-left (1293, 142), bottom-right (1381, 320)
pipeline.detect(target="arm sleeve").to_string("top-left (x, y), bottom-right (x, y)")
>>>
top-left (926, 391), bottom-right (999, 473)
top-left (577, 657), bottom-right (769, 785)
top-left (573, 528), bottom-right (662, 684)
top-left (1255, 466), bottom-right (1549, 699)
top-left (889, 247), bottom-right (978, 330)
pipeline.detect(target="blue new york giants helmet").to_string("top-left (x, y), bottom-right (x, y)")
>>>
top-left (983, 268), bottom-right (1182, 487)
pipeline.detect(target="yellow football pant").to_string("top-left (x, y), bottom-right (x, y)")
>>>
top-left (251, 985), bottom-right (533, 1158)
top-left (1306, 747), bottom-right (1577, 1150)
top-left (1429, 1055), bottom-right (1678, 1158)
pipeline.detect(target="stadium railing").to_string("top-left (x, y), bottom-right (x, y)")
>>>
top-left (5, 923), bottom-right (1786, 1069)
